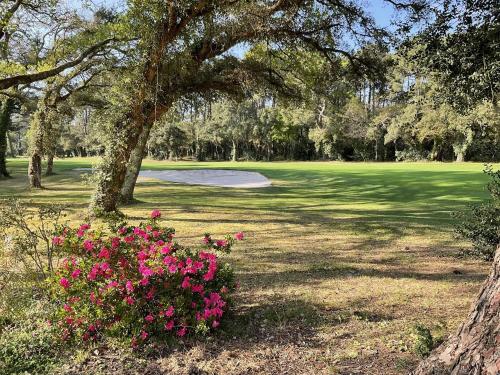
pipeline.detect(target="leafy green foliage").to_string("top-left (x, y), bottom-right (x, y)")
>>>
top-left (411, 324), bottom-right (434, 358)
top-left (453, 166), bottom-right (500, 260)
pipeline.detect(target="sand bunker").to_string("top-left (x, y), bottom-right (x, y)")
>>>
top-left (139, 169), bottom-right (271, 188)
top-left (75, 168), bottom-right (271, 188)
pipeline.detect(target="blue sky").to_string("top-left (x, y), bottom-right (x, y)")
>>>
top-left (70, 0), bottom-right (397, 28)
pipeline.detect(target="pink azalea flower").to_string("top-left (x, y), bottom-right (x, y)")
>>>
top-left (203, 271), bottom-right (214, 281)
top-left (202, 236), bottom-right (211, 244)
top-left (146, 288), bottom-right (156, 300)
top-left (111, 237), bottom-right (121, 248)
top-left (181, 276), bottom-right (191, 289)
top-left (71, 269), bottom-right (81, 279)
top-left (87, 269), bottom-right (97, 281)
top-left (168, 264), bottom-right (177, 273)
top-left (140, 330), bottom-right (148, 340)
top-left (88, 324), bottom-right (96, 332)
top-left (145, 314), bottom-right (154, 323)
top-left (83, 240), bottom-right (94, 252)
top-left (52, 236), bottom-right (64, 245)
top-left (118, 226), bottom-right (127, 235)
top-left (137, 250), bottom-right (149, 261)
top-left (177, 327), bottom-right (187, 337)
top-left (212, 320), bottom-right (220, 328)
top-left (98, 247), bottom-right (110, 259)
top-left (139, 265), bottom-right (153, 277)
top-left (151, 209), bottom-right (161, 219)
top-left (63, 304), bottom-right (72, 312)
top-left (160, 245), bottom-right (171, 255)
top-left (107, 281), bottom-right (118, 289)
top-left (59, 277), bottom-right (70, 289)
top-left (215, 239), bottom-right (228, 247)
top-left (125, 280), bottom-right (134, 293)
top-left (100, 262), bottom-right (110, 271)
top-left (124, 235), bottom-right (135, 243)
top-left (191, 284), bottom-right (204, 293)
top-left (235, 232), bottom-right (244, 241)
top-left (163, 256), bottom-right (175, 265)
top-left (124, 296), bottom-right (134, 305)
top-left (165, 306), bottom-right (174, 318)
top-left (164, 320), bottom-right (174, 331)
top-left (139, 278), bottom-right (149, 286)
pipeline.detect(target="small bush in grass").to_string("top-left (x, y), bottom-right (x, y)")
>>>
top-left (452, 165), bottom-right (499, 260)
top-left (48, 210), bottom-right (244, 346)
top-left (411, 324), bottom-right (434, 358)
top-left (0, 199), bottom-right (67, 278)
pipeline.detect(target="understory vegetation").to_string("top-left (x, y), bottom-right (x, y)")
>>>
top-left (453, 166), bottom-right (500, 260)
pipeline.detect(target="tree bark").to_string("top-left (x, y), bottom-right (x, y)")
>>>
top-left (120, 121), bottom-right (153, 204)
top-left (45, 152), bottom-right (54, 176)
top-left (28, 109), bottom-right (45, 188)
top-left (412, 245), bottom-right (500, 375)
top-left (0, 99), bottom-right (14, 178)
top-left (231, 139), bottom-right (237, 162)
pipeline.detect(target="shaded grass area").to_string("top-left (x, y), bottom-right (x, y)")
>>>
top-left (1, 157), bottom-right (497, 374)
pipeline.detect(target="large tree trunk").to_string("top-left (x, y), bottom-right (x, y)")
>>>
top-left (412, 245), bottom-right (500, 375)
top-left (90, 117), bottom-right (143, 213)
top-left (28, 109), bottom-right (46, 188)
top-left (0, 99), bottom-right (14, 178)
top-left (120, 121), bottom-right (153, 204)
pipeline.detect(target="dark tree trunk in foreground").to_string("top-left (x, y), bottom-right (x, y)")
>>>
top-left (0, 99), bottom-right (14, 178)
top-left (120, 121), bottom-right (154, 204)
top-left (412, 245), bottom-right (500, 375)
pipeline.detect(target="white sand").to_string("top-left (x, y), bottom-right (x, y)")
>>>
top-left (74, 168), bottom-right (271, 188)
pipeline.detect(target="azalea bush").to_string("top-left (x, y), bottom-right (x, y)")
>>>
top-left (48, 210), bottom-right (244, 346)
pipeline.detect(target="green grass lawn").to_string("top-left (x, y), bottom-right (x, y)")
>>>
top-left (1, 158), bottom-right (497, 374)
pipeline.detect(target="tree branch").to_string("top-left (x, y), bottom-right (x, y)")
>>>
top-left (0, 37), bottom-right (116, 90)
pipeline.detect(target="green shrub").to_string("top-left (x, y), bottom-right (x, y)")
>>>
top-left (411, 324), bottom-right (434, 358)
top-left (453, 165), bottom-right (500, 260)
top-left (0, 199), bottom-right (67, 278)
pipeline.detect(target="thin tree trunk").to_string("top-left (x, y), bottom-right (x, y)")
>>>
top-left (45, 152), bottom-right (54, 176)
top-left (0, 99), bottom-right (14, 177)
top-left (120, 121), bottom-right (153, 204)
top-left (412, 245), bottom-right (500, 375)
top-left (28, 109), bottom-right (45, 188)
top-left (231, 139), bottom-right (237, 162)
top-left (7, 131), bottom-right (15, 157)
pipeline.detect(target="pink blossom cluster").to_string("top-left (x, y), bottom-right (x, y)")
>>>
top-left (49, 211), bottom-right (244, 346)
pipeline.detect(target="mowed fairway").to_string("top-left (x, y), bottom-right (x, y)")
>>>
top-left (1, 158), bottom-right (496, 374)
